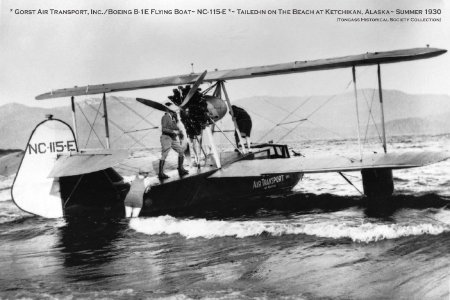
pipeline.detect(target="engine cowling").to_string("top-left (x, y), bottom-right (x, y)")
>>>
top-left (175, 92), bottom-right (228, 138)
top-left (205, 95), bottom-right (228, 122)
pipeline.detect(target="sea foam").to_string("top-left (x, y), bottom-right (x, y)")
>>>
top-left (129, 210), bottom-right (450, 243)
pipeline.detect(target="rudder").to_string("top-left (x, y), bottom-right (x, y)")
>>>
top-left (11, 117), bottom-right (77, 218)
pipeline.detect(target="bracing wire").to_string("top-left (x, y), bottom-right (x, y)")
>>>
top-left (209, 117), bottom-right (241, 152)
top-left (112, 109), bottom-right (156, 146)
top-left (362, 89), bottom-right (383, 145)
top-left (277, 119), bottom-right (308, 126)
top-left (202, 82), bottom-right (219, 95)
top-left (277, 93), bottom-right (339, 143)
top-left (273, 69), bottom-right (375, 144)
top-left (242, 107), bottom-right (308, 140)
top-left (112, 96), bottom-right (158, 128)
top-left (258, 96), bottom-right (312, 142)
top-left (262, 98), bottom-right (291, 114)
top-left (76, 102), bottom-right (105, 149)
top-left (128, 123), bottom-right (158, 149)
top-left (85, 102), bottom-right (147, 148)
top-left (276, 120), bottom-right (306, 143)
top-left (362, 89), bottom-right (376, 143)
top-left (124, 109), bottom-right (156, 131)
top-left (83, 99), bottom-right (103, 148)
top-left (304, 94), bottom-right (338, 120)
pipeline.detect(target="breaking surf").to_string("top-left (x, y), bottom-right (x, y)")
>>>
top-left (129, 208), bottom-right (450, 243)
top-left (1, 134), bottom-right (450, 299)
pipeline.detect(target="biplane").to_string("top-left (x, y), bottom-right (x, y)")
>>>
top-left (11, 47), bottom-right (450, 218)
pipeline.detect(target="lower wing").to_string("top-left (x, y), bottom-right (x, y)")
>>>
top-left (208, 151), bottom-right (450, 178)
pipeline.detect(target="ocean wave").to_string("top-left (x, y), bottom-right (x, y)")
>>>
top-left (0, 175), bottom-right (14, 202)
top-left (0, 189), bottom-right (11, 202)
top-left (0, 211), bottom-right (26, 224)
top-left (2, 289), bottom-right (136, 300)
top-left (153, 291), bottom-right (305, 300)
top-left (433, 209), bottom-right (450, 225)
top-left (129, 211), bottom-right (450, 243)
top-left (0, 175), bottom-right (14, 187)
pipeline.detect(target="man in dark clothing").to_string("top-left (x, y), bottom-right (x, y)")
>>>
top-left (231, 105), bottom-right (252, 150)
top-left (158, 106), bottom-right (189, 179)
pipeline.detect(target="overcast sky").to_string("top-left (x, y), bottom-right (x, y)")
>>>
top-left (1, 0), bottom-right (449, 108)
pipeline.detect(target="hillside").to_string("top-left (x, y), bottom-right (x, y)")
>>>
top-left (1, 90), bottom-right (450, 149)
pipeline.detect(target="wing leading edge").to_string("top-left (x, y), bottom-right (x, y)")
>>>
top-left (36, 47), bottom-right (446, 100)
top-left (208, 151), bottom-right (450, 178)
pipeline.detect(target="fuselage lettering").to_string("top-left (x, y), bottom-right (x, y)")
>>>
top-left (253, 175), bottom-right (285, 190)
top-left (27, 140), bottom-right (76, 155)
top-left (38, 143), bottom-right (47, 154)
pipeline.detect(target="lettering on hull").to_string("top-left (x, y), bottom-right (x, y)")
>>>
top-left (253, 175), bottom-right (286, 190)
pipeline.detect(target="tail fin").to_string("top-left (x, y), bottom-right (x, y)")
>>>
top-left (11, 118), bottom-right (77, 218)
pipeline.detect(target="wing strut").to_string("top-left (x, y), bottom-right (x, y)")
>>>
top-left (338, 172), bottom-right (363, 195)
top-left (102, 93), bottom-right (111, 149)
top-left (377, 64), bottom-right (387, 153)
top-left (70, 96), bottom-right (79, 143)
top-left (218, 81), bottom-right (247, 154)
top-left (352, 66), bottom-right (363, 161)
top-left (204, 126), bottom-right (221, 168)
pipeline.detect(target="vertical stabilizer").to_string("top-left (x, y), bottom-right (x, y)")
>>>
top-left (11, 118), bottom-right (77, 218)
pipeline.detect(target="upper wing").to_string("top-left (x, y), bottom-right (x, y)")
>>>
top-left (47, 149), bottom-right (129, 178)
top-left (36, 47), bottom-right (446, 100)
top-left (208, 151), bottom-right (450, 178)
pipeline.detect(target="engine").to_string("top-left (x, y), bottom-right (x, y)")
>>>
top-left (168, 86), bottom-right (227, 138)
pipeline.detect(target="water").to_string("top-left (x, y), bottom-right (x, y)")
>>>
top-left (1, 135), bottom-right (450, 299)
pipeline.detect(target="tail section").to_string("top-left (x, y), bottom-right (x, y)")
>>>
top-left (11, 117), bottom-right (77, 218)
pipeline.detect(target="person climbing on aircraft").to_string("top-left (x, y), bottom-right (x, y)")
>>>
top-left (159, 104), bottom-right (189, 179)
top-left (123, 171), bottom-right (149, 218)
top-left (231, 105), bottom-right (252, 150)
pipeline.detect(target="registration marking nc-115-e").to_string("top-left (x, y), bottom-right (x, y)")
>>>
top-left (27, 140), bottom-right (77, 154)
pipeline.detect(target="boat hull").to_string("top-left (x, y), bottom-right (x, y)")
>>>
top-left (141, 171), bottom-right (303, 215)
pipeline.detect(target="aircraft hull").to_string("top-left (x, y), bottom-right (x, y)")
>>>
top-left (141, 171), bottom-right (303, 215)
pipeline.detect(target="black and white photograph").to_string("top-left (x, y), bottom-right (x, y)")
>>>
top-left (1, 0), bottom-right (449, 299)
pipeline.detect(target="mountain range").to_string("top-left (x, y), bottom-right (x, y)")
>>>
top-left (1, 89), bottom-right (449, 149)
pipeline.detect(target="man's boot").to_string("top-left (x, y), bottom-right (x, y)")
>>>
top-left (178, 156), bottom-right (189, 177)
top-left (158, 160), bottom-right (169, 179)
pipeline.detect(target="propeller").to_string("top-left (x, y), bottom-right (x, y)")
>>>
top-left (136, 98), bottom-right (176, 113)
top-left (180, 70), bottom-right (207, 108)
top-left (136, 97), bottom-right (190, 158)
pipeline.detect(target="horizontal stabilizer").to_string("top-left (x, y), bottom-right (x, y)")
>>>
top-left (208, 151), bottom-right (450, 178)
top-left (36, 47), bottom-right (446, 100)
top-left (48, 149), bottom-right (129, 178)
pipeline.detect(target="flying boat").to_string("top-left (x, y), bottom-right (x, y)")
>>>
top-left (11, 47), bottom-right (450, 218)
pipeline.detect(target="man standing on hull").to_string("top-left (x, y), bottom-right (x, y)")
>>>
top-left (231, 105), bottom-right (252, 150)
top-left (159, 105), bottom-right (189, 179)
